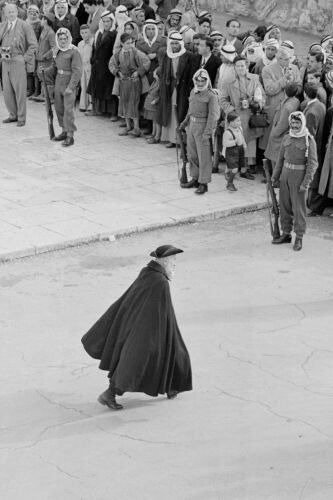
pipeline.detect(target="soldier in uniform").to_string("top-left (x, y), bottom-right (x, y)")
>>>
top-left (271, 111), bottom-right (318, 251)
top-left (180, 69), bottom-right (220, 195)
top-left (44, 27), bottom-right (82, 146)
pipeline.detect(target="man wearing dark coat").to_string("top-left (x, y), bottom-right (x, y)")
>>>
top-left (86, 10), bottom-right (117, 116)
top-left (156, 31), bottom-right (193, 148)
top-left (191, 35), bottom-right (221, 88)
top-left (81, 245), bottom-right (192, 410)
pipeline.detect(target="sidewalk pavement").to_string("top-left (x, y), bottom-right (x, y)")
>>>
top-left (0, 97), bottom-right (267, 262)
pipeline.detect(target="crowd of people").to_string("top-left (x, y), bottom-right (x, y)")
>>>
top-left (0, 0), bottom-right (333, 245)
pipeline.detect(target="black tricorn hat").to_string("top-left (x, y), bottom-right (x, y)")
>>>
top-left (150, 245), bottom-right (184, 258)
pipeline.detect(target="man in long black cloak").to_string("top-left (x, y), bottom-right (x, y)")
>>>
top-left (81, 245), bottom-right (192, 410)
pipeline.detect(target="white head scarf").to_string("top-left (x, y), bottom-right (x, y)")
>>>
top-left (242, 42), bottom-right (264, 63)
top-left (143, 20), bottom-right (158, 47)
top-left (289, 111), bottom-right (310, 157)
top-left (321, 35), bottom-right (333, 54)
top-left (262, 38), bottom-right (279, 66)
top-left (54, 0), bottom-right (68, 21)
top-left (55, 27), bottom-right (74, 52)
top-left (114, 5), bottom-right (130, 30)
top-left (95, 10), bottom-right (114, 41)
top-left (221, 44), bottom-right (236, 63)
top-left (192, 68), bottom-right (211, 93)
top-left (167, 31), bottom-right (186, 59)
top-left (281, 40), bottom-right (296, 63)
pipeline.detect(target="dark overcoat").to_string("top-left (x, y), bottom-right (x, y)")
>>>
top-left (156, 50), bottom-right (193, 127)
top-left (81, 260), bottom-right (192, 397)
top-left (87, 30), bottom-right (116, 100)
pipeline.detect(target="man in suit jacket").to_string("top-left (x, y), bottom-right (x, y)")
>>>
top-left (302, 83), bottom-right (326, 216)
top-left (260, 47), bottom-right (301, 152)
top-left (68, 0), bottom-right (89, 26)
top-left (191, 35), bottom-right (221, 87)
top-left (83, 0), bottom-right (105, 35)
top-left (223, 18), bottom-right (243, 55)
top-left (265, 83), bottom-right (300, 169)
top-left (0, 3), bottom-right (37, 126)
top-left (129, 0), bottom-right (155, 20)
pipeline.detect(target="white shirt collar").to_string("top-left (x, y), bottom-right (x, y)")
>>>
top-left (8, 18), bottom-right (18, 29)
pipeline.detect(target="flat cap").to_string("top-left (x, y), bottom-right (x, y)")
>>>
top-left (150, 245), bottom-right (184, 258)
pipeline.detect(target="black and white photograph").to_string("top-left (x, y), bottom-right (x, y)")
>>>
top-left (1, 0), bottom-right (333, 499)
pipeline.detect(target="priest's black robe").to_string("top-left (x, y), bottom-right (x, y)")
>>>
top-left (81, 260), bottom-right (192, 397)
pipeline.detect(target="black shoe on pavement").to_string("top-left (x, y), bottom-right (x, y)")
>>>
top-left (17, 121), bottom-right (26, 127)
top-left (272, 233), bottom-right (292, 245)
top-left (167, 391), bottom-right (178, 399)
top-left (3, 117), bottom-right (18, 123)
top-left (240, 172), bottom-right (255, 180)
top-left (62, 137), bottom-right (74, 147)
top-left (212, 166), bottom-right (219, 173)
top-left (181, 178), bottom-right (199, 189)
top-left (195, 183), bottom-right (208, 195)
top-left (293, 237), bottom-right (302, 251)
top-left (53, 132), bottom-right (67, 141)
top-left (227, 183), bottom-right (237, 192)
top-left (98, 389), bottom-right (123, 410)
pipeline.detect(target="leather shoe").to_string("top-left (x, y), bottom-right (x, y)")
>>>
top-left (98, 389), bottom-right (123, 410)
top-left (3, 117), bottom-right (17, 123)
top-left (167, 390), bottom-right (178, 399)
top-left (195, 183), bottom-right (208, 195)
top-left (181, 178), bottom-right (199, 189)
top-left (62, 137), bottom-right (74, 147)
top-left (240, 171), bottom-right (255, 180)
top-left (212, 166), bottom-right (219, 173)
top-left (165, 142), bottom-right (176, 148)
top-left (272, 233), bottom-right (292, 245)
top-left (293, 237), bottom-right (302, 251)
top-left (53, 132), bottom-right (67, 141)
top-left (17, 121), bottom-right (25, 127)
top-left (110, 116), bottom-right (118, 122)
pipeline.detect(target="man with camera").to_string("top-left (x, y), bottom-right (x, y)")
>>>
top-left (0, 3), bottom-right (37, 126)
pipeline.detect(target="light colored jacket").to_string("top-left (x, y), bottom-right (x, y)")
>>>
top-left (0, 18), bottom-right (37, 72)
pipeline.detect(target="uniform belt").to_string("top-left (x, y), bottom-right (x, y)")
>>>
top-left (284, 162), bottom-right (306, 171)
top-left (190, 116), bottom-right (207, 123)
top-left (57, 69), bottom-right (72, 75)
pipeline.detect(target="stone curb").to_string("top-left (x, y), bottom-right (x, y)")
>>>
top-left (0, 202), bottom-right (268, 263)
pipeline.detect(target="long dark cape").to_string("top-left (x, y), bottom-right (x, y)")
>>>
top-left (81, 261), bottom-right (192, 397)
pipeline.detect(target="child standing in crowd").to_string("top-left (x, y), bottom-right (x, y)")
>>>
top-left (78, 24), bottom-right (93, 112)
top-left (145, 73), bottom-right (161, 144)
top-left (109, 33), bottom-right (150, 137)
top-left (222, 111), bottom-right (247, 192)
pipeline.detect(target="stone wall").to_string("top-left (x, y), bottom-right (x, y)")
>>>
top-left (195, 0), bottom-right (333, 36)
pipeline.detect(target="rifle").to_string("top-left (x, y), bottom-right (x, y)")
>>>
top-left (263, 159), bottom-right (280, 241)
top-left (41, 69), bottom-right (55, 140)
top-left (176, 125), bottom-right (189, 185)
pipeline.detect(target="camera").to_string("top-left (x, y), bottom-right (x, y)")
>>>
top-left (1, 47), bottom-right (12, 60)
top-left (241, 99), bottom-right (249, 110)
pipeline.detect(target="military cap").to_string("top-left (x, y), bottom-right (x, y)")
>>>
top-left (150, 245), bottom-right (184, 258)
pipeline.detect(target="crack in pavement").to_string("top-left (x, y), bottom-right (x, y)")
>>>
top-left (223, 350), bottom-right (333, 399)
top-left (38, 454), bottom-right (81, 480)
top-left (298, 478), bottom-right (312, 499)
top-left (92, 422), bottom-right (175, 445)
top-left (215, 386), bottom-right (333, 440)
top-left (36, 390), bottom-right (92, 419)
